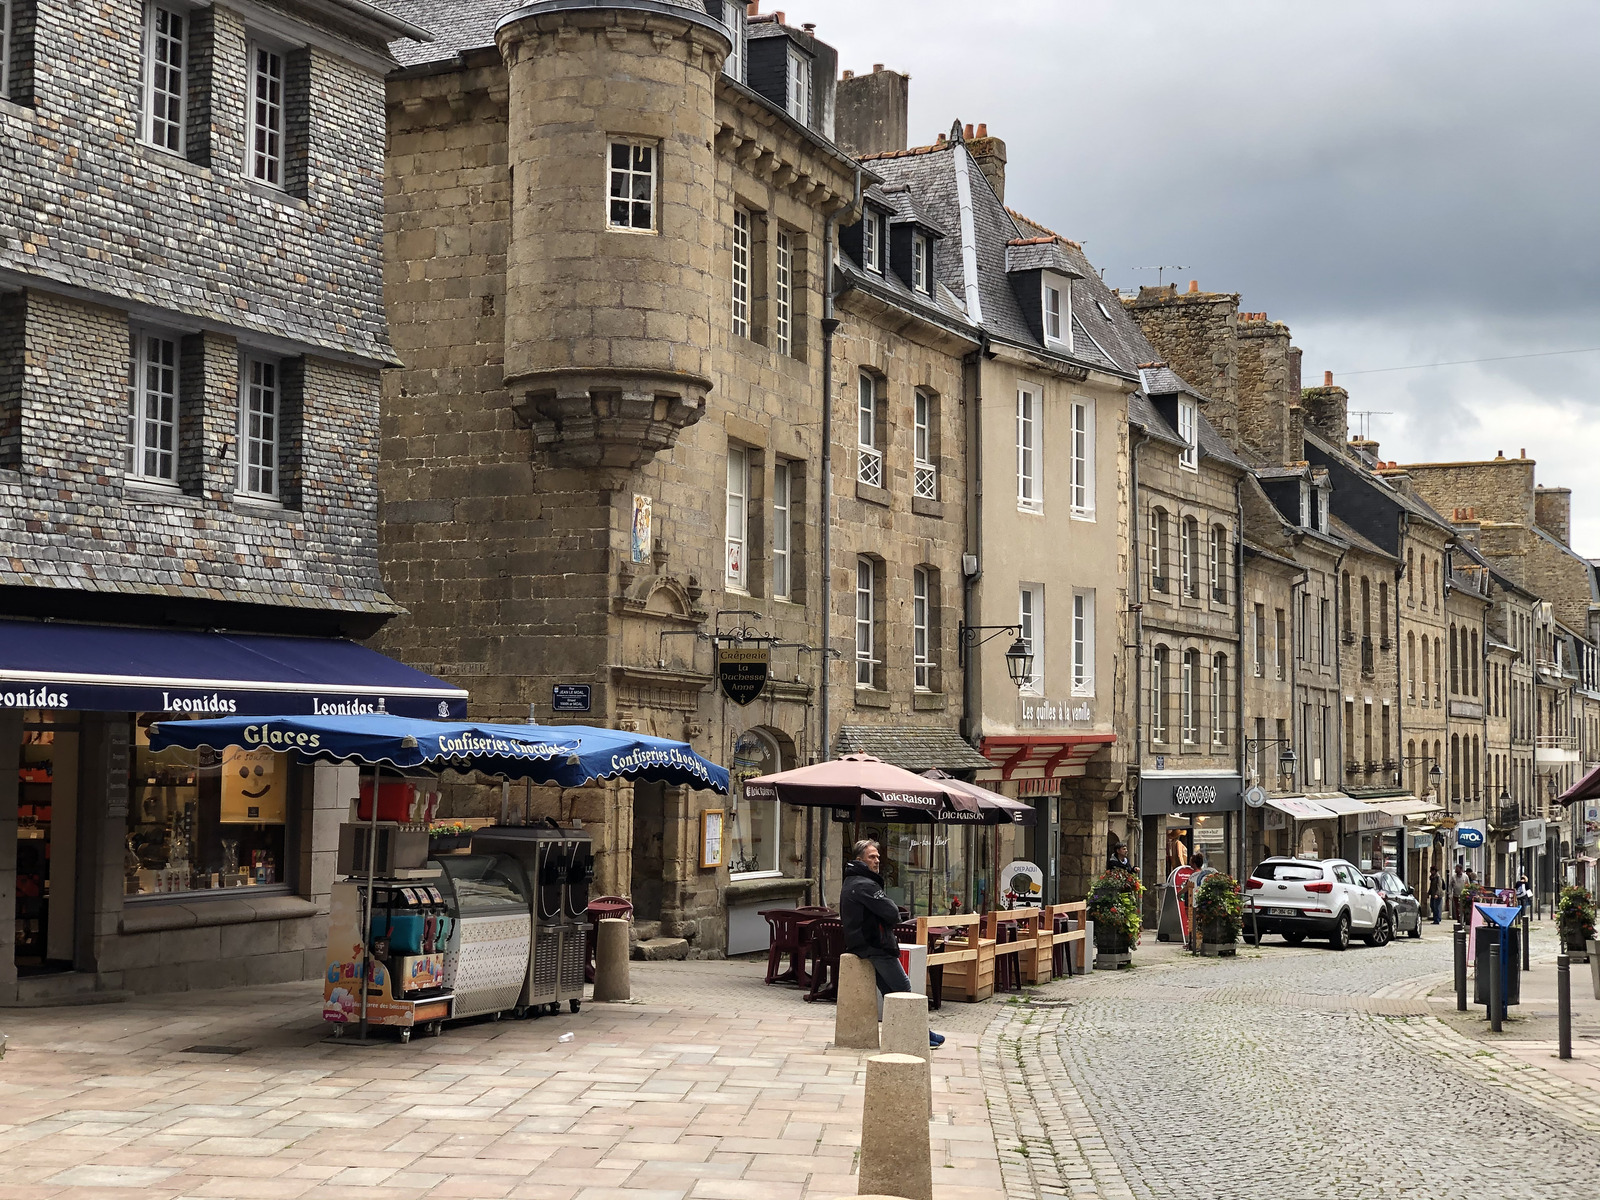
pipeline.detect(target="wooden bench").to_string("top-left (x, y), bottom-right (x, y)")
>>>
top-left (1038, 901), bottom-right (1088, 980)
top-left (984, 909), bottom-right (1042, 993)
top-left (916, 913), bottom-right (995, 1003)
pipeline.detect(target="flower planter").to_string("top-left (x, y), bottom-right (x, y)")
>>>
top-left (1560, 925), bottom-right (1592, 961)
top-left (1200, 941), bottom-right (1237, 958)
top-left (1589, 940), bottom-right (1600, 1001)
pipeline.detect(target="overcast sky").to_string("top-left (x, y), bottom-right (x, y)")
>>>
top-left (787, 0), bottom-right (1600, 550)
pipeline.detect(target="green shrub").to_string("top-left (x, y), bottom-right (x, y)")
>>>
top-left (1557, 885), bottom-right (1597, 948)
top-left (1194, 873), bottom-right (1243, 943)
top-left (1087, 867), bottom-right (1144, 942)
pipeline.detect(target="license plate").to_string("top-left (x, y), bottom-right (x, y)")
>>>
top-left (1262, 907), bottom-right (1298, 918)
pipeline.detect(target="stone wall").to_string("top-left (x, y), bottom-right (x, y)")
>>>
top-left (1236, 314), bottom-right (1295, 462)
top-left (1536, 486), bottom-right (1572, 547)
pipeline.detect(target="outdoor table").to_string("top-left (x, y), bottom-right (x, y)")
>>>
top-left (760, 908), bottom-right (824, 986)
top-left (584, 896), bottom-right (633, 983)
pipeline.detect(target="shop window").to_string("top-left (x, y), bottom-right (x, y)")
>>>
top-left (16, 710), bottom-right (79, 968)
top-left (126, 715), bottom-right (293, 899)
top-left (730, 729), bottom-right (784, 877)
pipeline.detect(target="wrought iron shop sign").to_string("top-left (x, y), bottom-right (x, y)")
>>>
top-left (716, 646), bottom-right (769, 706)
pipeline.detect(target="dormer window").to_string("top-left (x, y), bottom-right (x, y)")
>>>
top-left (864, 211), bottom-right (884, 272)
top-left (1040, 273), bottom-right (1072, 349)
top-left (1178, 397), bottom-right (1197, 471)
top-left (722, 5), bottom-right (746, 82)
top-left (912, 232), bottom-right (930, 293)
top-left (786, 46), bottom-right (811, 123)
top-left (1299, 482), bottom-right (1312, 528)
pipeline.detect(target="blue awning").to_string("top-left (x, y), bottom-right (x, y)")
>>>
top-left (0, 619), bottom-right (468, 720)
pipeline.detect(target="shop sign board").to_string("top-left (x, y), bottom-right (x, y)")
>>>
top-left (1138, 775), bottom-right (1242, 815)
top-left (551, 685), bottom-right (592, 713)
top-left (1456, 825), bottom-right (1486, 848)
top-left (1518, 819), bottom-right (1547, 850)
top-left (717, 646), bottom-right (769, 706)
top-left (1359, 808), bottom-right (1400, 832)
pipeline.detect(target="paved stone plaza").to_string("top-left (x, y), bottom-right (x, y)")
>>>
top-left (2, 927), bottom-right (1599, 1200)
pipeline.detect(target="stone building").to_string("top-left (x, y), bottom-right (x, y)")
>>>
top-left (376, 1), bottom-right (982, 951)
top-left (0, 0), bottom-right (447, 1003)
top-left (862, 124), bottom-right (1145, 905)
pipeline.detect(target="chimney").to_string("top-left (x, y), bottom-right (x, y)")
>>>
top-left (1301, 373), bottom-right (1349, 449)
top-left (1286, 404), bottom-right (1305, 463)
top-left (1323, 370), bottom-right (1333, 386)
top-left (835, 65), bottom-right (909, 157)
top-left (747, 1), bottom-right (758, 12)
top-left (1535, 486), bottom-right (1572, 546)
top-left (1288, 345), bottom-right (1302, 394)
top-left (1188, 280), bottom-right (1199, 293)
top-left (966, 124), bottom-right (1007, 202)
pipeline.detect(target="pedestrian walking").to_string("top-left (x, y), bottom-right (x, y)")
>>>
top-left (1427, 866), bottom-right (1443, 925)
top-left (840, 839), bottom-right (944, 1048)
top-left (1451, 860), bottom-right (1467, 921)
top-left (1515, 873), bottom-right (1532, 913)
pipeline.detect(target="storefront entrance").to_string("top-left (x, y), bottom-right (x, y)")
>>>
top-left (15, 711), bottom-right (79, 974)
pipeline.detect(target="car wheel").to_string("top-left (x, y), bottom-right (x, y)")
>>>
top-left (1365, 913), bottom-right (1391, 947)
top-left (1329, 912), bottom-right (1350, 951)
top-left (1408, 922), bottom-right (1422, 939)
top-left (1283, 931), bottom-right (1306, 945)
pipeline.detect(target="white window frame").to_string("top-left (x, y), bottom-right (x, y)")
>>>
top-left (911, 232), bottom-right (930, 293)
top-left (1181, 516), bottom-right (1198, 598)
top-left (721, 5), bottom-right (745, 82)
top-left (913, 568), bottom-right (932, 692)
top-left (1016, 386), bottom-right (1040, 512)
top-left (856, 558), bottom-right (876, 688)
top-left (773, 226), bottom-right (792, 355)
top-left (1178, 397), bottom-right (1198, 471)
top-left (142, 3), bottom-right (188, 155)
top-left (864, 211), bottom-right (884, 272)
top-left (1253, 603), bottom-right (1265, 677)
top-left (1299, 482), bottom-right (1311, 528)
top-left (725, 444), bottom-right (748, 591)
top-left (1069, 398), bottom-right (1094, 518)
top-left (1209, 524), bottom-right (1225, 602)
top-left (1043, 283), bottom-right (1063, 343)
top-left (1151, 646), bottom-right (1169, 745)
top-left (772, 459), bottom-right (791, 601)
top-left (1149, 507), bottom-right (1168, 589)
top-left (237, 355), bottom-right (280, 500)
top-left (1211, 654), bottom-right (1227, 747)
top-left (128, 330), bottom-right (180, 486)
top-left (1019, 584), bottom-right (1043, 695)
top-left (1181, 650), bottom-right (1198, 745)
top-left (856, 371), bottom-right (882, 488)
top-left (787, 45), bottom-right (811, 123)
top-left (1, 0), bottom-right (12, 98)
top-left (913, 389), bottom-right (937, 501)
top-left (607, 138), bottom-right (657, 232)
top-left (1071, 589), bottom-right (1094, 697)
top-left (731, 207), bottom-right (751, 338)
top-left (246, 40), bottom-right (285, 187)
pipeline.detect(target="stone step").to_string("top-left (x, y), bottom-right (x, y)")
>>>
top-left (6, 972), bottom-right (131, 1008)
top-left (631, 936), bottom-right (690, 961)
top-left (631, 920), bottom-right (662, 943)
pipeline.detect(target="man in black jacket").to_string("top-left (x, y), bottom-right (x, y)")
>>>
top-left (840, 838), bottom-right (943, 1048)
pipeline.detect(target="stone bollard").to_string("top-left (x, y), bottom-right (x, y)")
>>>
top-left (879, 991), bottom-right (932, 1115)
top-left (858, 1053), bottom-right (933, 1200)
top-left (592, 918), bottom-right (631, 1002)
top-left (835, 953), bottom-right (880, 1050)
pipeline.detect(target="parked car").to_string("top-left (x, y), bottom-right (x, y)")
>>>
top-left (1243, 857), bottom-right (1391, 950)
top-left (1365, 870), bottom-right (1423, 938)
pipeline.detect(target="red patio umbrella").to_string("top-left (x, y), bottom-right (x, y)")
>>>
top-left (1559, 762), bottom-right (1600, 806)
top-left (743, 754), bottom-right (981, 823)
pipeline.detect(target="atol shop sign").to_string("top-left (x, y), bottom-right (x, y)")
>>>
top-left (1456, 825), bottom-right (1486, 848)
top-left (1138, 774), bottom-right (1243, 815)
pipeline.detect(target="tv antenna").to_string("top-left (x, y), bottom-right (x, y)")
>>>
top-left (1349, 411), bottom-right (1393, 440)
top-left (1131, 265), bottom-right (1188, 286)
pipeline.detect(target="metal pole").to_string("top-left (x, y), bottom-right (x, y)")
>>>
top-left (1454, 922), bottom-right (1467, 1012)
top-left (1522, 910), bottom-right (1531, 972)
top-left (1557, 953), bottom-right (1572, 1060)
top-left (1488, 926), bottom-right (1502, 1032)
top-left (359, 762), bottom-right (379, 1042)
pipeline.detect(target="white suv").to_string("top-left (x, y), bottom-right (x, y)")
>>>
top-left (1244, 857), bottom-right (1390, 950)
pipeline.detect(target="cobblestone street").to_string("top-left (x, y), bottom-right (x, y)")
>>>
top-left (989, 924), bottom-right (1600, 1199)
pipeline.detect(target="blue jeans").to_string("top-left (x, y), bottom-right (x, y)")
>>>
top-left (868, 954), bottom-right (911, 1019)
top-left (1430, 897), bottom-right (1443, 924)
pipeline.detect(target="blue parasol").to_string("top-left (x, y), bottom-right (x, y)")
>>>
top-left (510, 722), bottom-right (730, 794)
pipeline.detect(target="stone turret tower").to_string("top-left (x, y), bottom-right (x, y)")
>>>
top-left (496, 0), bottom-right (730, 468)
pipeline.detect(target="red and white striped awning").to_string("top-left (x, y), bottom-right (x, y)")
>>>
top-left (976, 733), bottom-right (1116, 783)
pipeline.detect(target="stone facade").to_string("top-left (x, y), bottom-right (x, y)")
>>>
top-left (376, 4), bottom-right (977, 952)
top-left (1123, 283), bottom-right (1240, 446)
top-left (0, 0), bottom-right (418, 1002)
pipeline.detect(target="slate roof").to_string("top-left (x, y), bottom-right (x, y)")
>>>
top-left (833, 725), bottom-right (992, 772)
top-left (867, 183), bottom-right (948, 237)
top-left (380, 0), bottom-right (727, 67)
top-left (1329, 514), bottom-right (1397, 562)
top-left (1306, 429), bottom-right (1457, 537)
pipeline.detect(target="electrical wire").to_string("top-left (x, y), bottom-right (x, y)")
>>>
top-left (1336, 347), bottom-right (1600, 377)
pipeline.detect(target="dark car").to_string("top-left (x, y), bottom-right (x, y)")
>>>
top-left (1365, 870), bottom-right (1422, 938)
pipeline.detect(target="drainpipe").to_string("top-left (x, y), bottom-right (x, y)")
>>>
top-left (1289, 564), bottom-right (1310, 863)
top-left (960, 339), bottom-right (987, 744)
top-left (1235, 480), bottom-right (1246, 878)
top-left (1129, 428), bottom-right (1150, 890)
top-left (813, 164), bottom-right (859, 908)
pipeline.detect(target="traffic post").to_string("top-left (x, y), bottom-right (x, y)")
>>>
top-left (1522, 911), bottom-right (1531, 972)
top-left (1454, 923), bottom-right (1467, 1012)
top-left (1558, 954), bottom-right (1572, 1060)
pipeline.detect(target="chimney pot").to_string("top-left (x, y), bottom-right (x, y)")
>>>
top-left (774, 10), bottom-right (785, 24)
top-left (976, 122), bottom-right (988, 137)
top-left (936, 132), bottom-right (946, 144)
top-left (1187, 280), bottom-right (1199, 293)
top-left (747, 1), bottom-right (758, 12)
top-left (1495, 449), bottom-right (1504, 459)
top-left (841, 69), bottom-right (853, 79)
top-left (1520, 447), bottom-right (1526, 458)
top-left (803, 22), bottom-right (815, 33)
top-left (1323, 370), bottom-right (1333, 387)
top-left (964, 122), bottom-right (974, 139)
top-left (873, 63), bottom-right (884, 73)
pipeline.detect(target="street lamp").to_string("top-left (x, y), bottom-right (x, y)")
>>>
top-left (957, 623), bottom-right (1034, 692)
top-left (1243, 736), bottom-right (1297, 784)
